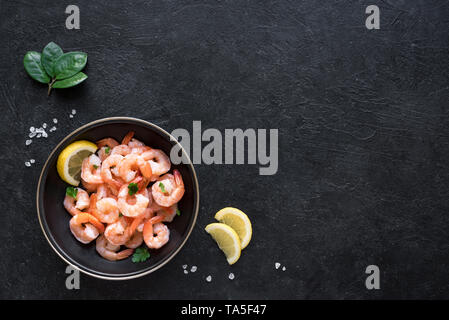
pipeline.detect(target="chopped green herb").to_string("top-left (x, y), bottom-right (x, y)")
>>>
top-left (128, 183), bottom-right (138, 196)
top-left (159, 182), bottom-right (166, 193)
top-left (105, 146), bottom-right (110, 154)
top-left (132, 247), bottom-right (150, 263)
top-left (93, 164), bottom-right (98, 169)
top-left (66, 187), bottom-right (78, 198)
top-left (119, 212), bottom-right (123, 217)
top-left (176, 208), bottom-right (181, 216)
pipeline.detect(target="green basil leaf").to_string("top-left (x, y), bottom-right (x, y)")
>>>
top-left (41, 42), bottom-right (63, 77)
top-left (23, 51), bottom-right (50, 84)
top-left (52, 72), bottom-right (87, 88)
top-left (53, 52), bottom-right (87, 80)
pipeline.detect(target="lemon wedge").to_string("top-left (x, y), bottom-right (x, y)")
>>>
top-left (205, 223), bottom-right (241, 265)
top-left (215, 207), bottom-right (252, 249)
top-left (56, 140), bottom-right (98, 186)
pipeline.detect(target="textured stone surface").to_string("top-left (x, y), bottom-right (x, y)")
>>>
top-left (1, 0), bottom-right (449, 299)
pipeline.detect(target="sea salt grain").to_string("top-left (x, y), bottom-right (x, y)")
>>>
top-left (282, 266), bottom-right (286, 271)
top-left (182, 264), bottom-right (187, 269)
top-left (69, 114), bottom-right (74, 118)
top-left (29, 132), bottom-right (36, 138)
top-left (25, 140), bottom-right (32, 146)
top-left (42, 123), bottom-right (47, 129)
top-left (206, 275), bottom-right (212, 282)
top-left (30, 159), bottom-right (35, 163)
top-left (275, 262), bottom-right (281, 269)
top-left (72, 109), bottom-right (76, 115)
top-left (25, 161), bottom-right (31, 167)
top-left (228, 273), bottom-right (235, 280)
top-left (184, 270), bottom-right (188, 274)
top-left (53, 118), bottom-right (58, 124)
top-left (29, 127), bottom-right (35, 132)
top-left (190, 266), bottom-right (197, 273)
top-left (49, 126), bottom-right (57, 132)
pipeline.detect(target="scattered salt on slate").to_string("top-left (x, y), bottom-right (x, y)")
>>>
top-left (190, 266), bottom-right (197, 273)
top-left (206, 275), bottom-right (212, 282)
top-left (228, 273), bottom-right (235, 280)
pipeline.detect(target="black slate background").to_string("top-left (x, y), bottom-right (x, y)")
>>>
top-left (1, 0), bottom-right (449, 299)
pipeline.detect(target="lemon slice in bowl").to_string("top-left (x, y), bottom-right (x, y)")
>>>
top-left (205, 223), bottom-right (241, 265)
top-left (56, 140), bottom-right (98, 186)
top-left (215, 207), bottom-right (252, 249)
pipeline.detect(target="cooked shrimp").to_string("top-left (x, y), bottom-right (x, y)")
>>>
top-left (117, 182), bottom-right (150, 217)
top-left (96, 138), bottom-right (119, 149)
top-left (125, 231), bottom-right (144, 249)
top-left (140, 149), bottom-right (171, 179)
top-left (81, 179), bottom-right (98, 193)
top-left (121, 131), bottom-right (135, 145)
top-left (81, 154), bottom-right (104, 184)
top-left (130, 146), bottom-right (151, 155)
top-left (96, 183), bottom-right (111, 200)
top-left (128, 138), bottom-right (145, 148)
top-left (96, 197), bottom-right (120, 224)
top-left (69, 212), bottom-right (104, 244)
top-left (111, 144), bottom-right (131, 157)
top-left (104, 216), bottom-right (130, 246)
top-left (118, 153), bottom-right (152, 182)
top-left (101, 154), bottom-right (124, 190)
top-left (96, 235), bottom-right (134, 261)
top-left (143, 216), bottom-right (169, 249)
top-left (156, 203), bottom-right (179, 223)
top-left (136, 208), bottom-right (155, 232)
top-left (152, 170), bottom-right (185, 207)
top-left (64, 188), bottom-right (90, 216)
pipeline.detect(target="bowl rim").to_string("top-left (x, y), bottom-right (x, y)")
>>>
top-left (36, 116), bottom-right (199, 280)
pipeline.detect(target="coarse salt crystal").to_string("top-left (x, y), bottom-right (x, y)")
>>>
top-left (228, 273), bottom-right (235, 280)
top-left (206, 275), bottom-right (212, 282)
top-left (30, 159), bottom-right (35, 163)
top-left (37, 134), bottom-right (42, 138)
top-left (25, 140), bottom-right (32, 146)
top-left (25, 161), bottom-right (31, 167)
top-left (184, 270), bottom-right (188, 274)
top-left (72, 109), bottom-right (76, 115)
top-left (42, 123), bottom-right (47, 128)
top-left (69, 114), bottom-right (74, 118)
top-left (50, 126), bottom-right (57, 132)
top-left (190, 266), bottom-right (197, 272)
top-left (30, 127), bottom-right (35, 132)
top-left (29, 132), bottom-right (36, 138)
top-left (182, 264), bottom-right (187, 269)
top-left (42, 132), bottom-right (48, 138)
top-left (275, 262), bottom-right (281, 269)
top-left (282, 266), bottom-right (286, 271)
top-left (53, 118), bottom-right (58, 124)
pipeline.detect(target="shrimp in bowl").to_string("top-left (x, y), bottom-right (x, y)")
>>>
top-left (61, 131), bottom-right (185, 262)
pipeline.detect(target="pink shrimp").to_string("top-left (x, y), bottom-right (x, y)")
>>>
top-left (121, 131), bottom-right (135, 145)
top-left (100, 154), bottom-right (124, 190)
top-left (81, 154), bottom-right (104, 184)
top-left (69, 212), bottom-right (104, 244)
top-left (125, 231), bottom-right (144, 249)
top-left (95, 197), bottom-right (120, 224)
top-left (117, 181), bottom-right (150, 217)
top-left (140, 149), bottom-right (171, 179)
top-left (151, 170), bottom-right (185, 207)
top-left (143, 216), bottom-right (169, 249)
top-left (156, 203), bottom-right (179, 223)
top-left (128, 138), bottom-right (145, 148)
top-left (118, 153), bottom-right (152, 182)
top-left (96, 235), bottom-right (134, 261)
top-left (96, 138), bottom-right (119, 149)
top-left (64, 188), bottom-right (90, 216)
top-left (81, 179), bottom-right (99, 193)
top-left (111, 144), bottom-right (131, 157)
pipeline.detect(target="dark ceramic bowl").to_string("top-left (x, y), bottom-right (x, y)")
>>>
top-left (36, 117), bottom-right (199, 280)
